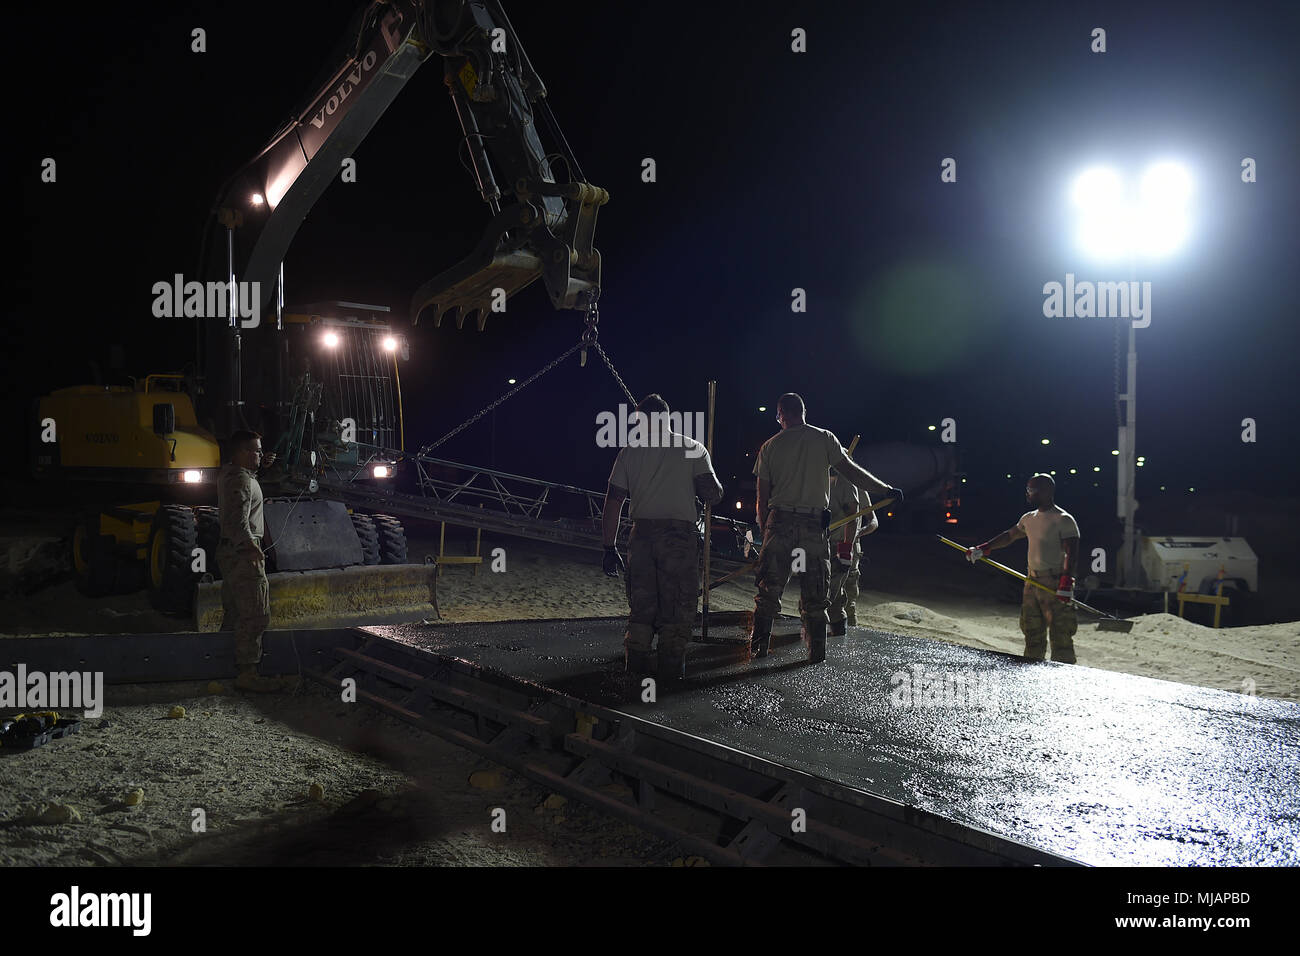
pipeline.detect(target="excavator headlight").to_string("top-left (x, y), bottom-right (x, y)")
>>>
top-left (382, 336), bottom-right (398, 352)
top-left (182, 470), bottom-right (203, 483)
top-left (323, 331), bottom-right (340, 348)
top-left (373, 464), bottom-right (391, 479)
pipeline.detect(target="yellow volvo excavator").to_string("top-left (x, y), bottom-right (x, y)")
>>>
top-left (32, 1), bottom-right (606, 629)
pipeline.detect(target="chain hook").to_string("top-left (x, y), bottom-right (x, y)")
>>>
top-left (579, 304), bottom-right (598, 366)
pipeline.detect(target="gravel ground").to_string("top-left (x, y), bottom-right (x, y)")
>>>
top-left (0, 679), bottom-right (680, 867)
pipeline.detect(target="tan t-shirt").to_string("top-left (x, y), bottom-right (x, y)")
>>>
top-left (217, 464), bottom-right (265, 546)
top-left (609, 435), bottom-right (719, 522)
top-left (828, 475), bottom-right (862, 541)
top-left (753, 424), bottom-right (849, 510)
top-left (1016, 507), bottom-right (1080, 573)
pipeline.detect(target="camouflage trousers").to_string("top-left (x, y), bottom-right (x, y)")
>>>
top-left (754, 511), bottom-right (830, 626)
top-left (1020, 569), bottom-right (1077, 664)
top-left (827, 543), bottom-right (861, 625)
top-left (626, 520), bottom-right (700, 656)
top-left (217, 544), bottom-right (270, 670)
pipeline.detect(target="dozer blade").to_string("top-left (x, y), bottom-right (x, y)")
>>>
top-left (410, 247), bottom-right (544, 331)
top-left (195, 564), bottom-right (437, 632)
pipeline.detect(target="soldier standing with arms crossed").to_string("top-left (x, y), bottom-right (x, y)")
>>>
top-left (966, 473), bottom-right (1079, 664)
top-left (602, 395), bottom-right (724, 690)
top-left (751, 394), bottom-right (903, 663)
top-left (217, 430), bottom-right (285, 692)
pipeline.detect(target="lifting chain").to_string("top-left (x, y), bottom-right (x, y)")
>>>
top-left (416, 306), bottom-right (635, 457)
top-left (580, 304), bottom-right (635, 405)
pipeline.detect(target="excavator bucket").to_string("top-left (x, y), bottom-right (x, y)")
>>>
top-left (411, 247), bottom-right (545, 331)
top-left (410, 186), bottom-right (606, 330)
top-left (194, 564), bottom-right (438, 632)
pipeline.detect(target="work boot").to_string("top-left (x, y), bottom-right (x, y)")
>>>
top-left (805, 619), bottom-right (827, 664)
top-left (749, 616), bottom-right (773, 660)
top-left (235, 669), bottom-right (286, 693)
top-left (828, 619), bottom-right (847, 637)
top-left (624, 647), bottom-right (655, 700)
top-left (845, 607), bottom-right (857, 627)
top-left (656, 646), bottom-right (687, 692)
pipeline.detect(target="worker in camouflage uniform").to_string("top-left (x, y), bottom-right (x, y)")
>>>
top-left (966, 473), bottom-right (1080, 664)
top-left (752, 394), bottom-right (902, 663)
top-left (826, 461), bottom-right (880, 635)
top-left (217, 430), bottom-right (285, 692)
top-left (602, 394), bottom-right (724, 690)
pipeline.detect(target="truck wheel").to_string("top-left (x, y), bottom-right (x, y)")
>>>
top-left (148, 505), bottom-right (198, 614)
top-left (72, 519), bottom-right (118, 597)
top-left (193, 506), bottom-right (222, 578)
top-left (372, 515), bottom-right (408, 565)
top-left (350, 513), bottom-right (381, 565)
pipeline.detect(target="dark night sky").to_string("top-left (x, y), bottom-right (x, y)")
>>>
top-left (13, 0), bottom-right (1300, 525)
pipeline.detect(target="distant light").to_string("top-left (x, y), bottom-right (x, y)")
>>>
top-left (945, 512), bottom-right (951, 518)
top-left (1111, 449), bottom-right (1119, 456)
top-left (960, 477), bottom-right (967, 483)
top-left (323, 331), bottom-right (340, 348)
top-left (735, 501), bottom-right (742, 509)
top-left (1005, 474), bottom-right (1012, 479)
top-left (1041, 438), bottom-right (1050, 445)
top-left (1137, 461), bottom-right (1145, 467)
top-left (928, 425), bottom-right (937, 431)
top-left (945, 517), bottom-right (958, 524)
top-left (1160, 485), bottom-right (1166, 491)
top-left (382, 336), bottom-right (398, 352)
top-left (886, 512), bottom-right (893, 518)
top-left (1050, 470), bottom-right (1056, 475)
top-left (251, 193), bottom-right (265, 205)
top-left (758, 406), bottom-right (767, 412)
top-left (373, 465), bottom-right (391, 479)
top-left (1092, 482), bottom-right (1098, 487)
top-left (182, 470), bottom-right (202, 483)
top-left (1069, 468), bottom-right (1077, 474)
top-left (1093, 466), bottom-right (1101, 472)
top-left (1188, 487), bottom-right (1195, 492)
top-left (508, 378), bottom-right (517, 385)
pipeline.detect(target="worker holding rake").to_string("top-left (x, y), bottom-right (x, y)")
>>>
top-left (966, 474), bottom-right (1079, 664)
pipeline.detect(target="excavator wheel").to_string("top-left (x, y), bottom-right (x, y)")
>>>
top-left (372, 515), bottom-right (408, 565)
top-left (72, 518), bottom-right (120, 597)
top-left (193, 506), bottom-right (222, 579)
top-left (350, 513), bottom-right (381, 565)
top-left (147, 505), bottom-right (199, 614)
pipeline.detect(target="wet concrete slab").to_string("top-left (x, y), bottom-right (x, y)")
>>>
top-left (366, 616), bottom-right (1300, 866)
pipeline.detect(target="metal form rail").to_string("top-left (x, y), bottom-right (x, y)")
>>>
top-left (304, 631), bottom-right (1078, 866)
top-left (310, 449), bottom-right (754, 564)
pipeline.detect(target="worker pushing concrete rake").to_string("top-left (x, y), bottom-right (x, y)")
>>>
top-left (937, 535), bottom-right (1133, 633)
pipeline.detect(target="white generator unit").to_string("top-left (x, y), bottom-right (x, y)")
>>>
top-left (1141, 536), bottom-right (1258, 593)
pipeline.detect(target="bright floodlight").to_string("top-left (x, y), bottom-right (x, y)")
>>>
top-left (382, 336), bottom-right (398, 352)
top-left (1072, 162), bottom-right (1192, 260)
top-left (373, 465), bottom-right (390, 478)
top-left (182, 470), bottom-right (202, 483)
top-left (251, 193), bottom-right (265, 205)
top-left (323, 331), bottom-right (340, 348)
